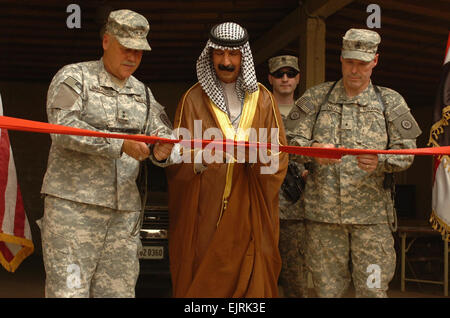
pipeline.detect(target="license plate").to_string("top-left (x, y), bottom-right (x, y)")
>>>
top-left (139, 246), bottom-right (164, 259)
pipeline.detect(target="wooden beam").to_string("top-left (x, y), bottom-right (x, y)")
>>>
top-left (297, 0), bottom-right (354, 93)
top-left (251, 7), bottom-right (302, 66)
top-left (299, 13), bottom-right (326, 93)
top-left (252, 0), bottom-right (354, 66)
top-left (305, 0), bottom-right (356, 18)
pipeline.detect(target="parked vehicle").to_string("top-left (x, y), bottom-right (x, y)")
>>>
top-left (135, 162), bottom-right (171, 297)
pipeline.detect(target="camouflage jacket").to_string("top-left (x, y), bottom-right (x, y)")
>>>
top-left (279, 110), bottom-right (305, 220)
top-left (41, 59), bottom-right (173, 211)
top-left (285, 80), bottom-right (421, 224)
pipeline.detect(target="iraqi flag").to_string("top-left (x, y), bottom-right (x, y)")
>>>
top-left (429, 32), bottom-right (450, 241)
top-left (0, 93), bottom-right (34, 272)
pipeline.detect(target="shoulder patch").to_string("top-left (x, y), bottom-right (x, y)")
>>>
top-left (289, 110), bottom-right (301, 120)
top-left (401, 120), bottom-right (412, 130)
top-left (285, 105), bottom-right (304, 132)
top-left (63, 76), bottom-right (82, 95)
top-left (159, 112), bottom-right (173, 129)
top-left (295, 97), bottom-right (316, 115)
top-left (391, 111), bottom-right (422, 139)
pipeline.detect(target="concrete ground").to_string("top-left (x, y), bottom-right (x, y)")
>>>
top-left (0, 254), bottom-right (448, 298)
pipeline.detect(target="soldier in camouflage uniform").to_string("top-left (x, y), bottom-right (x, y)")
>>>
top-left (285, 29), bottom-right (422, 297)
top-left (38, 9), bottom-right (174, 298)
top-left (268, 55), bottom-right (308, 298)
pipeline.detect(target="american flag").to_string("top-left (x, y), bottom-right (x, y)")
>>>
top-left (0, 93), bottom-right (34, 272)
top-left (429, 32), bottom-right (450, 241)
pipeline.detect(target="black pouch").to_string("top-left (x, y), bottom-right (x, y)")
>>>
top-left (281, 162), bottom-right (305, 203)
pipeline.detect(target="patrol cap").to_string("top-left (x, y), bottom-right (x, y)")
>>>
top-left (268, 55), bottom-right (300, 73)
top-left (105, 9), bottom-right (151, 51)
top-left (341, 28), bottom-right (380, 62)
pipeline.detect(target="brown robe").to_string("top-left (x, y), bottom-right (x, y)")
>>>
top-left (166, 83), bottom-right (288, 297)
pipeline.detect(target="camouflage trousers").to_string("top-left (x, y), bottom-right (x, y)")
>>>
top-left (278, 219), bottom-right (308, 298)
top-left (305, 220), bottom-right (396, 298)
top-left (38, 195), bottom-right (141, 298)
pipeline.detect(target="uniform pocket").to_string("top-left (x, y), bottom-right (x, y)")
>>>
top-left (380, 232), bottom-right (396, 282)
top-left (357, 108), bottom-right (387, 148)
top-left (314, 110), bottom-right (340, 144)
top-left (40, 200), bottom-right (80, 260)
top-left (42, 225), bottom-right (76, 256)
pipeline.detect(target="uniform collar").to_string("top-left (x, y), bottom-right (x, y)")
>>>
top-left (328, 79), bottom-right (375, 106)
top-left (97, 58), bottom-right (138, 94)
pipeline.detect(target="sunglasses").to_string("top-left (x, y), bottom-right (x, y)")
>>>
top-left (271, 70), bottom-right (299, 79)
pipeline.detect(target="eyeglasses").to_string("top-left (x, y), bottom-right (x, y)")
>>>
top-left (271, 70), bottom-right (299, 79)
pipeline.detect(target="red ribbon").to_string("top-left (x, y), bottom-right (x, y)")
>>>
top-left (1, 115), bottom-right (449, 159)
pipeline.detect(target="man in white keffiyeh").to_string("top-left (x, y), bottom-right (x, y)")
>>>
top-left (167, 22), bottom-right (288, 297)
top-left (196, 22), bottom-right (258, 128)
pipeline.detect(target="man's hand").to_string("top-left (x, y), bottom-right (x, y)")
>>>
top-left (122, 139), bottom-right (150, 161)
top-left (153, 142), bottom-right (174, 162)
top-left (311, 142), bottom-right (342, 165)
top-left (356, 154), bottom-right (378, 173)
top-left (301, 169), bottom-right (309, 180)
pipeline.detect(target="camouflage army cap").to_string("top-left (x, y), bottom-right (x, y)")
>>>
top-left (105, 9), bottom-right (151, 51)
top-left (268, 55), bottom-right (299, 73)
top-left (341, 28), bottom-right (380, 62)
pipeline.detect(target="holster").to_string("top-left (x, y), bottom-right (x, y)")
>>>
top-left (281, 162), bottom-right (306, 203)
top-left (383, 173), bottom-right (398, 232)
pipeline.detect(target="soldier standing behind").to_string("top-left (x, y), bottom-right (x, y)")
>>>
top-left (286, 29), bottom-right (421, 297)
top-left (38, 9), bottom-right (174, 297)
top-left (267, 55), bottom-right (308, 298)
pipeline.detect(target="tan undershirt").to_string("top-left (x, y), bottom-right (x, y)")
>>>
top-left (278, 104), bottom-right (294, 117)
